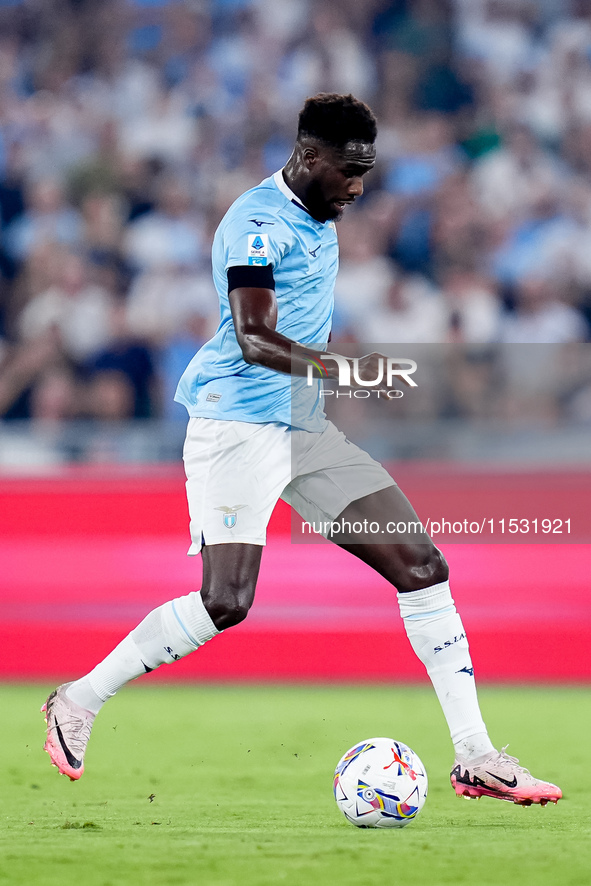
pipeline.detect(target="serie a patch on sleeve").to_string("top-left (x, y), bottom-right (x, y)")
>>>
top-left (247, 233), bottom-right (269, 266)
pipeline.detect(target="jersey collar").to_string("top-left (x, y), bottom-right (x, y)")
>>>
top-left (273, 169), bottom-right (313, 217)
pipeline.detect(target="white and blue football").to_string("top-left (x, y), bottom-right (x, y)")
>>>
top-left (334, 738), bottom-right (428, 828)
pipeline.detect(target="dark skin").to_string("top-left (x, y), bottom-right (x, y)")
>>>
top-left (199, 137), bottom-right (448, 632)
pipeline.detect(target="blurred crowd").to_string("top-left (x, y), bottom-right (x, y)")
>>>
top-left (1, 0), bottom-right (591, 427)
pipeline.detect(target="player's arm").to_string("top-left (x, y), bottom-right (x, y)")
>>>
top-left (229, 284), bottom-right (327, 376)
top-left (227, 264), bottom-right (336, 377)
top-left (229, 267), bottom-right (413, 388)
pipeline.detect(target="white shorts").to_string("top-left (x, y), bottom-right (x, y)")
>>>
top-left (183, 418), bottom-right (396, 553)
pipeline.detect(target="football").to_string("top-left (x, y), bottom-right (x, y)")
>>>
top-left (333, 738), bottom-right (428, 828)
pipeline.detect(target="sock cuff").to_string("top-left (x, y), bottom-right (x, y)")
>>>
top-left (173, 591), bottom-right (220, 647)
top-left (397, 580), bottom-right (454, 620)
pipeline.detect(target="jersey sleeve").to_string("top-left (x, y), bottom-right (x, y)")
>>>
top-left (223, 208), bottom-right (291, 272)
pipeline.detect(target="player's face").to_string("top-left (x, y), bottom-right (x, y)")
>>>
top-left (306, 141), bottom-right (376, 223)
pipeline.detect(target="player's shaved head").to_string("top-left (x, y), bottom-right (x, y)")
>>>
top-left (297, 93), bottom-right (377, 149)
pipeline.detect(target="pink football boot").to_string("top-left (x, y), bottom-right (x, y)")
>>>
top-left (42, 683), bottom-right (95, 781)
top-left (451, 746), bottom-right (562, 806)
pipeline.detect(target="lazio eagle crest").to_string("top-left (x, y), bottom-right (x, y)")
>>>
top-left (214, 504), bottom-right (246, 529)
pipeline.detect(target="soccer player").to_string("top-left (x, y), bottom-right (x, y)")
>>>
top-left (43, 94), bottom-right (561, 806)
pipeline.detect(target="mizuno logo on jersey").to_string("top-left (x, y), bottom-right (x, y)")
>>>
top-left (248, 219), bottom-right (275, 227)
top-left (309, 246), bottom-right (321, 257)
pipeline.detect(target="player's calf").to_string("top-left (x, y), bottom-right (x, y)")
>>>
top-left (395, 543), bottom-right (449, 593)
top-left (200, 576), bottom-right (257, 629)
top-left (200, 585), bottom-right (255, 629)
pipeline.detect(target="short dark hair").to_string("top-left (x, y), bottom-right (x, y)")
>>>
top-left (297, 93), bottom-right (377, 148)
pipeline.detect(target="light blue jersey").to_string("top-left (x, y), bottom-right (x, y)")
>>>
top-left (174, 171), bottom-right (338, 430)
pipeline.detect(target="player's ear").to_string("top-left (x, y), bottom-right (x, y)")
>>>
top-left (302, 144), bottom-right (320, 170)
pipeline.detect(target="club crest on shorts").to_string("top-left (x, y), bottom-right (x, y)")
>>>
top-left (215, 504), bottom-right (246, 529)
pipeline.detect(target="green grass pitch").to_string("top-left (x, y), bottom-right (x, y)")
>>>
top-left (1, 684), bottom-right (590, 886)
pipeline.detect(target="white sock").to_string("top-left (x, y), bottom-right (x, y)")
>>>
top-left (66, 591), bottom-right (219, 714)
top-left (397, 581), bottom-right (494, 761)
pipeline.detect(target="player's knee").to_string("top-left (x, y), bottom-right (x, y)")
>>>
top-left (201, 583), bottom-right (254, 630)
top-left (397, 544), bottom-right (449, 593)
